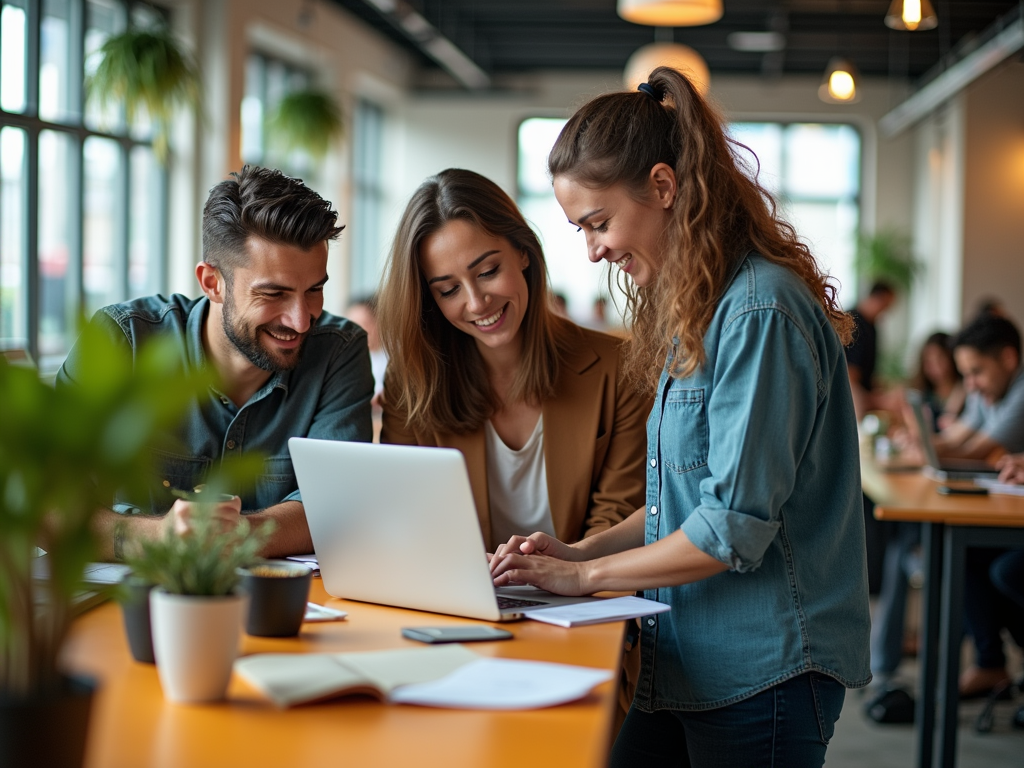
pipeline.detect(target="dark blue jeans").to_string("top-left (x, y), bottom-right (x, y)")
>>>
top-left (610, 672), bottom-right (846, 768)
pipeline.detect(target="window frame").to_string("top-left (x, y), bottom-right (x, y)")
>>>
top-left (0, 0), bottom-right (169, 368)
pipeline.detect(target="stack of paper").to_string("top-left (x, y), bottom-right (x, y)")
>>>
top-left (522, 595), bottom-right (670, 627)
top-left (976, 479), bottom-right (1024, 496)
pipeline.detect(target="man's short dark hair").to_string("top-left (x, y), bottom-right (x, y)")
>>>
top-left (202, 165), bottom-right (344, 273)
top-left (869, 281), bottom-right (895, 298)
top-left (953, 314), bottom-right (1021, 358)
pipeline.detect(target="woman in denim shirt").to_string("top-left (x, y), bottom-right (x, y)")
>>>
top-left (490, 67), bottom-right (871, 767)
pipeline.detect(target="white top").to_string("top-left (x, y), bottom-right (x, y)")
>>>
top-left (484, 415), bottom-right (555, 548)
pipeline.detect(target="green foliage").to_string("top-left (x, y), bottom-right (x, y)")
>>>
top-left (267, 89), bottom-right (344, 159)
top-left (124, 458), bottom-right (271, 597)
top-left (86, 26), bottom-right (202, 162)
top-left (0, 320), bottom-right (209, 696)
top-left (854, 228), bottom-right (923, 294)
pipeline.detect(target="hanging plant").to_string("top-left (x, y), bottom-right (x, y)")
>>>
top-left (267, 88), bottom-right (344, 160)
top-left (86, 26), bottom-right (202, 162)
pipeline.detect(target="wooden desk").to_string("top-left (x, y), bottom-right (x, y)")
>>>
top-left (62, 581), bottom-right (624, 768)
top-left (873, 472), bottom-right (1024, 768)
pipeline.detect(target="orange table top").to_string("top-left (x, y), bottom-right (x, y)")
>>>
top-left (872, 471), bottom-right (1024, 527)
top-left (62, 580), bottom-right (624, 768)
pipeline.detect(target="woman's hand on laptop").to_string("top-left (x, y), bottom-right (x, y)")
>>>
top-left (491, 549), bottom-right (591, 596)
top-left (996, 453), bottom-right (1024, 484)
top-left (489, 532), bottom-right (581, 572)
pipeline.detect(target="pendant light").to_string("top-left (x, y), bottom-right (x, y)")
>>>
top-left (818, 57), bottom-right (861, 104)
top-left (617, 0), bottom-right (723, 27)
top-left (884, 0), bottom-right (938, 32)
top-left (624, 42), bottom-right (710, 94)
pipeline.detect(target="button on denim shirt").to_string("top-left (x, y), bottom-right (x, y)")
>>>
top-left (635, 254), bottom-right (871, 712)
top-left (56, 294), bottom-right (374, 514)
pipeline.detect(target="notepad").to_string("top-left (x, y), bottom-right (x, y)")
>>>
top-left (522, 595), bottom-right (670, 627)
top-left (234, 645), bottom-right (612, 709)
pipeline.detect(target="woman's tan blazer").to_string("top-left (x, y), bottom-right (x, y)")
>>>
top-left (381, 326), bottom-right (651, 551)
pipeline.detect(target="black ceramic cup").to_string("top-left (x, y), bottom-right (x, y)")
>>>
top-left (238, 560), bottom-right (313, 637)
top-left (119, 575), bottom-right (156, 663)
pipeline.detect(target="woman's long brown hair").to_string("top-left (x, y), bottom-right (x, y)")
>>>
top-left (548, 66), bottom-right (852, 390)
top-left (377, 168), bottom-right (570, 435)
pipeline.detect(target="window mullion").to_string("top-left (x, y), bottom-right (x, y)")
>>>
top-left (25, 0), bottom-right (40, 117)
top-left (25, 125), bottom-right (39, 362)
top-left (118, 139), bottom-right (128, 300)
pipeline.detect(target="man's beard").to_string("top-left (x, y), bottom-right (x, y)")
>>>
top-left (222, 292), bottom-right (308, 372)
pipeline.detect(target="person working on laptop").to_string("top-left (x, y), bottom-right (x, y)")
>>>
top-left (903, 313), bottom-right (1024, 697)
top-left (928, 313), bottom-right (1024, 461)
top-left (376, 169), bottom-right (649, 551)
top-left (492, 69), bottom-right (870, 768)
top-left (57, 166), bottom-right (373, 561)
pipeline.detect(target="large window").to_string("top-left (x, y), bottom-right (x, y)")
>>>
top-left (729, 122), bottom-right (861, 306)
top-left (350, 98), bottom-right (385, 299)
top-left (516, 118), bottom-right (862, 323)
top-left (0, 0), bottom-right (168, 370)
top-left (240, 51), bottom-right (313, 180)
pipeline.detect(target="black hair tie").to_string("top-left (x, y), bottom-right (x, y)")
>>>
top-left (637, 82), bottom-right (663, 102)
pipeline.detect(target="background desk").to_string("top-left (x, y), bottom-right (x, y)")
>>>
top-left (874, 472), bottom-right (1024, 768)
top-left (62, 580), bottom-right (624, 768)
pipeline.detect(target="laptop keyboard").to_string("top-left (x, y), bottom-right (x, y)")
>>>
top-left (496, 596), bottom-right (548, 610)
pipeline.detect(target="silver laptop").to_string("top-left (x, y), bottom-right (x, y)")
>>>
top-left (288, 438), bottom-right (597, 621)
top-left (905, 390), bottom-right (1000, 482)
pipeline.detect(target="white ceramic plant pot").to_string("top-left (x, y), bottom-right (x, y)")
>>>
top-left (149, 589), bottom-right (248, 704)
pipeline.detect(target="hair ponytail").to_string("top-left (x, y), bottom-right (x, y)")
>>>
top-left (550, 66), bottom-right (852, 390)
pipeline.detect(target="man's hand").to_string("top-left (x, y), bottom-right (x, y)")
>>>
top-left (163, 496), bottom-right (242, 537)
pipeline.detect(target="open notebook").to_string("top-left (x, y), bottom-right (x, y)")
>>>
top-left (234, 645), bottom-right (612, 710)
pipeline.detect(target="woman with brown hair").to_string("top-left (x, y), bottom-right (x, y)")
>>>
top-left (376, 168), bottom-right (648, 552)
top-left (490, 68), bottom-right (871, 766)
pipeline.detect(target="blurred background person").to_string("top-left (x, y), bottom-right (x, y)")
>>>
top-left (845, 281), bottom-right (897, 423)
top-left (345, 294), bottom-right (388, 404)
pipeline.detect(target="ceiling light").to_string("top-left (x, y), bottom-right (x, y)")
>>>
top-left (727, 31), bottom-right (785, 53)
top-left (884, 0), bottom-right (938, 32)
top-left (624, 43), bottom-right (710, 94)
top-left (818, 57), bottom-right (860, 103)
top-left (618, 0), bottom-right (723, 27)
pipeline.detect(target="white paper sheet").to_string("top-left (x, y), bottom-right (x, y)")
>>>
top-left (389, 657), bottom-right (612, 709)
top-left (975, 479), bottom-right (1024, 496)
top-left (522, 595), bottom-right (670, 627)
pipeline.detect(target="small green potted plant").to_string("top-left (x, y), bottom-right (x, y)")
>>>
top-left (124, 473), bottom-right (272, 704)
top-left (0, 322), bottom-right (206, 767)
top-left (86, 24), bottom-right (202, 162)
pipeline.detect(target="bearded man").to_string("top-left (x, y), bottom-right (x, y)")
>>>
top-left (57, 166), bottom-right (373, 560)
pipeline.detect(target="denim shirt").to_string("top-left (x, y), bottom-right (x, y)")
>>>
top-left (635, 254), bottom-right (871, 713)
top-left (56, 294), bottom-right (374, 514)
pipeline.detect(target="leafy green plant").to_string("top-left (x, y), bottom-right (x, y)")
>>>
top-left (124, 468), bottom-right (272, 597)
top-left (854, 228), bottom-right (923, 294)
top-left (0, 321), bottom-right (208, 697)
top-left (267, 88), bottom-right (344, 159)
top-left (86, 26), bottom-right (202, 162)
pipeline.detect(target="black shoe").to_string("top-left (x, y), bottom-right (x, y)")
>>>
top-left (864, 687), bottom-right (916, 724)
top-left (1014, 705), bottom-right (1024, 730)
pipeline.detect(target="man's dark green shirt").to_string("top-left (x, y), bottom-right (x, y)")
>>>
top-left (56, 294), bottom-right (374, 514)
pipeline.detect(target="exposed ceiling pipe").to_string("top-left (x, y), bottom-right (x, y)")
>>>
top-left (880, 7), bottom-right (1023, 137)
top-left (363, 0), bottom-right (490, 90)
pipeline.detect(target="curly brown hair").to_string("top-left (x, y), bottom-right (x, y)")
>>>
top-left (548, 66), bottom-right (852, 390)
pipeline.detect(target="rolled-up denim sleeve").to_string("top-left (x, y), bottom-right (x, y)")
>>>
top-left (281, 329), bottom-right (374, 503)
top-left (681, 307), bottom-right (823, 572)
